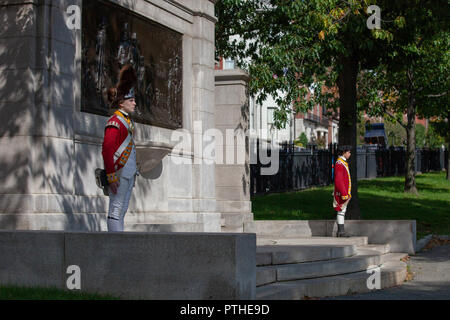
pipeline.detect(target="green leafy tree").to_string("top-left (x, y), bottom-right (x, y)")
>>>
top-left (414, 34), bottom-right (450, 179)
top-left (295, 132), bottom-right (308, 148)
top-left (423, 118), bottom-right (450, 179)
top-left (356, 117), bottom-right (367, 145)
top-left (384, 120), bottom-right (406, 147)
top-left (359, 28), bottom-right (449, 191)
top-left (216, 0), bottom-right (447, 217)
top-left (425, 122), bottom-right (446, 148)
top-left (415, 124), bottom-right (426, 148)
top-left (415, 32), bottom-right (450, 180)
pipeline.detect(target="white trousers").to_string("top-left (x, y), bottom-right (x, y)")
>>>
top-left (337, 206), bottom-right (347, 225)
top-left (107, 175), bottom-right (135, 232)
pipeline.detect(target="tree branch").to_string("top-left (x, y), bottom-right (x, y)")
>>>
top-left (331, 9), bottom-right (352, 26)
top-left (427, 92), bottom-right (447, 98)
top-left (383, 106), bottom-right (407, 129)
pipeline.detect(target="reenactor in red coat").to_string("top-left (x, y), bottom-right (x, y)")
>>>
top-left (102, 109), bottom-right (135, 186)
top-left (333, 146), bottom-right (352, 237)
top-left (102, 64), bottom-right (138, 232)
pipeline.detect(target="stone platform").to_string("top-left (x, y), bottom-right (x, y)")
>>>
top-left (0, 230), bottom-right (256, 300)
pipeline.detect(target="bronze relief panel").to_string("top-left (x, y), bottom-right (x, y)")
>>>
top-left (81, 0), bottom-right (183, 129)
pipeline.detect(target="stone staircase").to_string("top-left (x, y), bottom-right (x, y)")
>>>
top-left (123, 215), bottom-right (411, 299)
top-left (256, 236), bottom-right (408, 299)
top-left (125, 222), bottom-right (203, 232)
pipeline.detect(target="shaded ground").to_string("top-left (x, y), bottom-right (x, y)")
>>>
top-left (324, 244), bottom-right (450, 300)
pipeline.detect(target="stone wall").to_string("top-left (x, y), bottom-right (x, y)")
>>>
top-left (0, 230), bottom-right (256, 299)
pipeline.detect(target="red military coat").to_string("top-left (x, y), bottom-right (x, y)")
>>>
top-left (102, 110), bottom-right (134, 184)
top-left (333, 156), bottom-right (352, 211)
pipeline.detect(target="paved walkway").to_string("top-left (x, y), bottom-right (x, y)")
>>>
top-left (325, 245), bottom-right (450, 300)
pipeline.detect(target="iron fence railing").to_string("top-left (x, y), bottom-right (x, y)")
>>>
top-left (250, 141), bottom-right (448, 195)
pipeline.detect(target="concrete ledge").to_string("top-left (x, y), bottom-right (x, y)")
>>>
top-left (0, 213), bottom-right (106, 231)
top-left (333, 220), bottom-right (416, 255)
top-left (245, 220), bottom-right (416, 255)
top-left (0, 212), bottom-right (222, 233)
top-left (0, 230), bottom-right (256, 300)
top-left (221, 213), bottom-right (254, 232)
top-left (124, 223), bottom-right (204, 232)
top-left (245, 220), bottom-right (328, 237)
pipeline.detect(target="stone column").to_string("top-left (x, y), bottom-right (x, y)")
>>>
top-left (0, 0), bottom-right (81, 230)
top-left (215, 69), bottom-right (253, 232)
top-left (190, 1), bottom-right (218, 222)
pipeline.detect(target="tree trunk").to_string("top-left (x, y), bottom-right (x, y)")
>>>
top-left (337, 55), bottom-right (361, 220)
top-left (447, 112), bottom-right (450, 180)
top-left (404, 89), bottom-right (419, 194)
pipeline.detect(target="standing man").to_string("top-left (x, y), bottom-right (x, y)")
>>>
top-left (102, 64), bottom-right (138, 232)
top-left (333, 145), bottom-right (352, 237)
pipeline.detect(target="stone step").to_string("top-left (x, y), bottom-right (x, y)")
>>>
top-left (124, 223), bottom-right (203, 233)
top-left (257, 236), bottom-right (369, 247)
top-left (220, 213), bottom-right (254, 233)
top-left (380, 252), bottom-right (409, 264)
top-left (257, 268), bottom-right (277, 287)
top-left (357, 243), bottom-right (391, 255)
top-left (257, 250), bottom-right (381, 286)
top-left (245, 220), bottom-right (326, 237)
top-left (221, 213), bottom-right (253, 227)
top-left (124, 212), bottom-right (200, 224)
top-left (257, 244), bottom-right (356, 266)
top-left (256, 260), bottom-right (407, 299)
top-left (221, 226), bottom-right (245, 233)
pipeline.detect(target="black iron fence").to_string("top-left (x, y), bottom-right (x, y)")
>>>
top-left (250, 141), bottom-right (448, 195)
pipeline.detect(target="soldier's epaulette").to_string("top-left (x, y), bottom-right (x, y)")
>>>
top-left (106, 118), bottom-right (120, 130)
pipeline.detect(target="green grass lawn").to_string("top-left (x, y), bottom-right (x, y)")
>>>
top-left (252, 171), bottom-right (450, 239)
top-left (0, 286), bottom-right (119, 300)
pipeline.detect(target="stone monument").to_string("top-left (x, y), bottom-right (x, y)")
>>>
top-left (0, 0), bottom-right (252, 232)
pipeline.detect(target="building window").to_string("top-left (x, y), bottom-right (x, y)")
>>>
top-left (267, 107), bottom-right (276, 126)
top-left (224, 58), bottom-right (235, 70)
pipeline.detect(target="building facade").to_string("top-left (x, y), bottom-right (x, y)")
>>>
top-left (216, 58), bottom-right (338, 147)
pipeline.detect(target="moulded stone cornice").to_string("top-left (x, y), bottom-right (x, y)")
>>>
top-left (165, 0), bottom-right (218, 23)
top-left (215, 69), bottom-right (250, 84)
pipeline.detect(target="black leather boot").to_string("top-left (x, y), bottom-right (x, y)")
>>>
top-left (337, 224), bottom-right (351, 237)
